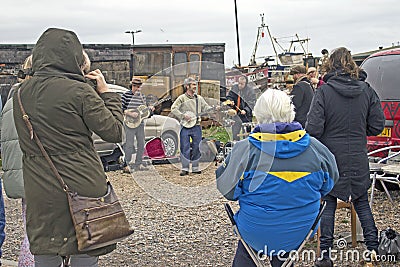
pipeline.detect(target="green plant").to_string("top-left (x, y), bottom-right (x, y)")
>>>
top-left (202, 126), bottom-right (230, 144)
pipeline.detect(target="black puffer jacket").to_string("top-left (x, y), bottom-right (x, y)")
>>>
top-left (306, 70), bottom-right (384, 201)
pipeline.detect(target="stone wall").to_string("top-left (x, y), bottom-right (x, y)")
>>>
top-left (0, 44), bottom-right (132, 101)
top-left (0, 43), bottom-right (226, 106)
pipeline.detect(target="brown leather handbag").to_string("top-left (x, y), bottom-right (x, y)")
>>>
top-left (17, 87), bottom-right (134, 251)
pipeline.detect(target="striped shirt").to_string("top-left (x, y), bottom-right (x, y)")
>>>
top-left (121, 90), bottom-right (146, 111)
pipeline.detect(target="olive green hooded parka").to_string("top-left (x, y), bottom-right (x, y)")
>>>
top-left (13, 28), bottom-right (124, 256)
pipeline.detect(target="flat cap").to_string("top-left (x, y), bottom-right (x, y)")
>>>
top-left (289, 65), bottom-right (306, 75)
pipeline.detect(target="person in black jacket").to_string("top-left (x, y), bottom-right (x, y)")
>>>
top-left (226, 75), bottom-right (256, 141)
top-left (306, 47), bottom-right (385, 267)
top-left (289, 65), bottom-right (314, 128)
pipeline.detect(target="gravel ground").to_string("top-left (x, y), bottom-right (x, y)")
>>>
top-left (2, 161), bottom-right (399, 267)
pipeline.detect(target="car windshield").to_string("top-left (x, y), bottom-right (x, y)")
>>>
top-left (362, 54), bottom-right (400, 101)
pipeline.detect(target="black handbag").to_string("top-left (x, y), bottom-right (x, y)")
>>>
top-left (378, 227), bottom-right (400, 261)
top-left (17, 87), bottom-right (134, 251)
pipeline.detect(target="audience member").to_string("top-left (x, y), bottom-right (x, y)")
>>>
top-left (13, 28), bottom-right (124, 266)
top-left (216, 89), bottom-right (339, 267)
top-left (306, 47), bottom-right (385, 267)
top-left (307, 67), bottom-right (324, 89)
top-left (289, 65), bottom-right (314, 128)
top-left (0, 55), bottom-right (34, 266)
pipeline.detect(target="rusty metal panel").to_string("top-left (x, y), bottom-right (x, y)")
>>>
top-left (172, 45), bottom-right (203, 52)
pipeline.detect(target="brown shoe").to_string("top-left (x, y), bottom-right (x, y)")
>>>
top-left (122, 166), bottom-right (130, 173)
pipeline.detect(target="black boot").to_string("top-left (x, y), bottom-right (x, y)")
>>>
top-left (180, 170), bottom-right (189, 176)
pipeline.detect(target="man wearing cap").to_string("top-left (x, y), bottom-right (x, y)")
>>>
top-left (289, 65), bottom-right (314, 128)
top-left (170, 77), bottom-right (212, 176)
top-left (122, 78), bottom-right (153, 172)
top-left (307, 67), bottom-right (325, 89)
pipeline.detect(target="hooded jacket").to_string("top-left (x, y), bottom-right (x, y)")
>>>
top-left (13, 28), bottom-right (123, 256)
top-left (306, 70), bottom-right (384, 201)
top-left (216, 122), bottom-right (338, 254)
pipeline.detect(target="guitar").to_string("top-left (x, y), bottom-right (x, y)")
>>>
top-left (180, 105), bottom-right (218, 128)
top-left (124, 96), bottom-right (171, 128)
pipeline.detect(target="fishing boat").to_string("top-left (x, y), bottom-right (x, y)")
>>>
top-left (227, 14), bottom-right (318, 91)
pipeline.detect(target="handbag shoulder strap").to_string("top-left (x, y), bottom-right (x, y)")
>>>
top-left (17, 87), bottom-right (70, 192)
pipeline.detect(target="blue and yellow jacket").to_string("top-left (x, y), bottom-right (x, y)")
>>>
top-left (216, 122), bottom-right (339, 255)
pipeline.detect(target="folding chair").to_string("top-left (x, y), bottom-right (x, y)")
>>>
top-left (224, 201), bottom-right (326, 267)
top-left (368, 145), bottom-right (400, 206)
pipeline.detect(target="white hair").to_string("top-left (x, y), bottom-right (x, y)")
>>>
top-left (253, 89), bottom-right (295, 124)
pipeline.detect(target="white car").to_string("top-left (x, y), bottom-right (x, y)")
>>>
top-left (93, 84), bottom-right (180, 165)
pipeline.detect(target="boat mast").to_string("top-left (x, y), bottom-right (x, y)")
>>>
top-left (249, 14), bottom-right (266, 66)
top-left (266, 25), bottom-right (279, 65)
top-left (249, 13), bottom-right (280, 66)
top-left (234, 0), bottom-right (241, 66)
top-left (294, 34), bottom-right (310, 55)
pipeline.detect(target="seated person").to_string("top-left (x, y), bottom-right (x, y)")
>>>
top-left (216, 89), bottom-right (339, 267)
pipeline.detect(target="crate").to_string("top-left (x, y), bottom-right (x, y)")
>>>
top-left (199, 80), bottom-right (220, 100)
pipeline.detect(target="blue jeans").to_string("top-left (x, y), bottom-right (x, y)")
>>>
top-left (124, 123), bottom-right (145, 166)
top-left (319, 193), bottom-right (379, 259)
top-left (0, 181), bottom-right (5, 258)
top-left (180, 125), bottom-right (202, 171)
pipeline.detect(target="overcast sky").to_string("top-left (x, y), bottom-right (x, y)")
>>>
top-left (1, 0), bottom-right (399, 67)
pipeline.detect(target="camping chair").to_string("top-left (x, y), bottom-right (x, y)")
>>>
top-left (368, 145), bottom-right (400, 206)
top-left (224, 201), bottom-right (326, 267)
